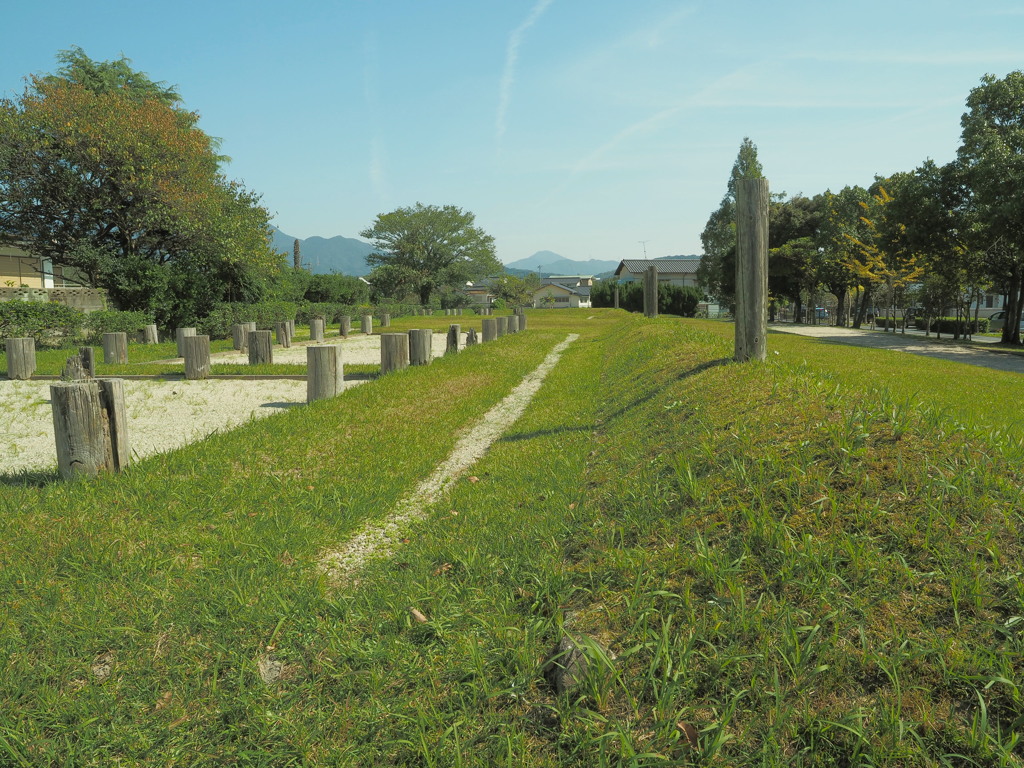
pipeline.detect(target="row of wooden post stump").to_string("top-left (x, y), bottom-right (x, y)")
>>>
top-left (5, 309), bottom-right (528, 481)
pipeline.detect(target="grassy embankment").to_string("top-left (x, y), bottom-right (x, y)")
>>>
top-left (1, 310), bottom-right (1023, 765)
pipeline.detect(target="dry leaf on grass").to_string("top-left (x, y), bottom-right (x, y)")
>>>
top-left (410, 608), bottom-right (428, 623)
top-left (677, 722), bottom-right (699, 749)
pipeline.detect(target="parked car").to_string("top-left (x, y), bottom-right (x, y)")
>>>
top-left (985, 310), bottom-right (1024, 332)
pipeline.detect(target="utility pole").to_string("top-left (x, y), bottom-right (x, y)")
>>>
top-left (638, 240), bottom-right (650, 259)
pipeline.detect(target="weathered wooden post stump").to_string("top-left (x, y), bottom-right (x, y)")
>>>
top-left (102, 332), bottom-right (128, 365)
top-left (142, 324), bottom-right (159, 344)
top-left (61, 353), bottom-right (86, 381)
top-left (361, 315), bottom-right (373, 335)
top-left (244, 322), bottom-right (257, 347)
top-left (307, 344), bottom-right (344, 403)
top-left (176, 327), bottom-right (196, 357)
top-left (735, 177), bottom-right (769, 363)
top-left (275, 321), bottom-right (291, 348)
top-left (643, 265), bottom-right (659, 319)
top-left (338, 316), bottom-right (351, 337)
top-left (183, 335), bottom-right (211, 379)
top-left (310, 316), bottom-right (325, 342)
top-left (496, 316), bottom-right (508, 337)
top-left (507, 315), bottom-right (519, 334)
top-left (79, 346), bottom-right (96, 377)
top-left (614, 284), bottom-right (620, 309)
top-left (249, 330), bottom-right (273, 365)
top-left (6, 337), bottom-right (36, 380)
top-left (381, 313), bottom-right (391, 328)
top-left (409, 329), bottom-right (433, 365)
top-left (50, 378), bottom-right (130, 479)
top-left (380, 332), bottom-right (409, 374)
top-left (466, 328), bottom-right (478, 346)
top-left (288, 319), bottom-right (296, 337)
top-left (446, 324), bottom-right (460, 355)
top-left (482, 318), bottom-right (497, 342)
top-left (518, 312), bottom-right (528, 331)
top-left (232, 324), bottom-right (248, 350)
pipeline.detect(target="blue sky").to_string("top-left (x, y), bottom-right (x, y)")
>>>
top-left (3, 1), bottom-right (1022, 264)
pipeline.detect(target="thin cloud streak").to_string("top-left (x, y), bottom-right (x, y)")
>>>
top-left (496, 0), bottom-right (555, 149)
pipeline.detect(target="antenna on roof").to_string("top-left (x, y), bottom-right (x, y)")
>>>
top-left (639, 240), bottom-right (650, 259)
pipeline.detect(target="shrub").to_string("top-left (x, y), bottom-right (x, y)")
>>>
top-left (0, 300), bottom-right (85, 348)
top-left (197, 302), bottom-right (299, 339)
top-left (82, 309), bottom-right (154, 344)
top-left (929, 317), bottom-right (988, 335)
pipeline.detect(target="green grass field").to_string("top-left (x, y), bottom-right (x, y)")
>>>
top-left (1, 310), bottom-right (1022, 766)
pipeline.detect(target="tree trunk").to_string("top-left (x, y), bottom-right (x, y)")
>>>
top-left (853, 282), bottom-right (871, 328)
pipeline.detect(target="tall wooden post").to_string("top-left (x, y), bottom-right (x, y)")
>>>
top-left (6, 337), bottom-right (36, 380)
top-left (183, 335), bottom-right (211, 379)
top-left (466, 328), bottom-right (479, 346)
top-left (408, 329), bottom-right (433, 365)
top-left (361, 315), bottom-right (373, 335)
top-left (380, 332), bottom-right (409, 374)
top-left (50, 379), bottom-right (130, 479)
top-left (310, 317), bottom-right (325, 342)
top-left (643, 266), bottom-right (659, 318)
top-left (446, 324), bottom-right (460, 355)
top-left (339, 316), bottom-right (352, 337)
top-left (482, 318), bottom-right (497, 342)
top-left (79, 346), bottom-right (96, 377)
top-left (735, 178), bottom-right (769, 362)
top-left (275, 321), bottom-right (291, 348)
top-left (249, 330), bottom-right (273, 365)
top-left (307, 344), bottom-right (344, 403)
top-left (614, 284), bottom-right (619, 309)
top-left (232, 324), bottom-right (247, 350)
top-left (176, 327), bottom-right (196, 357)
top-left (102, 332), bottom-right (128, 364)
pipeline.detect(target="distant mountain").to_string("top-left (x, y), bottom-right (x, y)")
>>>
top-left (271, 227), bottom-right (376, 276)
top-left (503, 251), bottom-right (620, 276)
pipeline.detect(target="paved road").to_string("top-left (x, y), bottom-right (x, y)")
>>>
top-left (768, 323), bottom-right (1024, 375)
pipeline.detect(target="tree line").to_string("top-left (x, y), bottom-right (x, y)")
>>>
top-left (698, 71), bottom-right (1024, 344)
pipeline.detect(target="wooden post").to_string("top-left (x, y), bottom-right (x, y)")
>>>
top-left (408, 329), bottom-right (433, 365)
top-left (275, 321), bottom-right (291, 348)
top-left (288, 319), bottom-right (296, 337)
top-left (183, 335), bottom-right (211, 379)
top-left (307, 344), bottom-right (344, 403)
top-left (310, 316), bottom-right (325, 342)
top-left (446, 324), bottom-right (460, 355)
top-left (735, 177), bottom-right (769, 363)
top-left (466, 328), bottom-right (478, 346)
top-left (518, 312), bottom-right (528, 331)
top-left (381, 313), bottom-right (391, 328)
top-left (507, 315), bottom-right (519, 334)
top-left (5, 337), bottom-right (36, 380)
top-left (380, 332), bottom-right (409, 374)
top-left (232, 324), bottom-right (247, 350)
top-left (249, 330), bottom-right (273, 365)
top-left (643, 265), bottom-right (659, 318)
top-left (482, 317), bottom-right (497, 342)
top-left (61, 353), bottom-right (86, 381)
top-left (79, 346), bottom-right (95, 378)
top-left (142, 324), bottom-right (159, 344)
top-left (339, 316), bottom-right (352, 337)
top-left (50, 378), bottom-right (130, 479)
top-left (176, 327), bottom-right (196, 357)
top-left (496, 316), bottom-right (508, 337)
top-left (361, 315), bottom-right (373, 335)
top-left (102, 332), bottom-right (128, 364)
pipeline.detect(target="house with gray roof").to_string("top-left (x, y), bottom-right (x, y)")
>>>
top-left (614, 257), bottom-right (701, 287)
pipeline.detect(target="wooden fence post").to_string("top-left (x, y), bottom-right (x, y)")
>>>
top-left (466, 328), bottom-right (478, 346)
top-left (141, 324), bottom-right (159, 344)
top-left (735, 177), bottom-right (769, 363)
top-left (381, 313), bottom-right (391, 328)
top-left (232, 324), bottom-right (247, 350)
top-left (102, 332), bottom-right (128, 364)
top-left (50, 378), bottom-right (130, 479)
top-left (446, 324), bottom-right (460, 355)
top-left (380, 332), bottom-right (409, 374)
top-left (249, 330), bottom-right (273, 365)
top-left (518, 312), bottom-right (528, 331)
top-left (507, 315), bottom-right (519, 334)
top-left (62, 353), bottom-right (86, 381)
top-left (361, 315), bottom-right (373, 335)
top-left (307, 344), bottom-right (344, 403)
top-left (310, 316), bottom-right (325, 342)
top-left (496, 316), bottom-right (508, 337)
top-left (275, 321), bottom-right (291, 348)
top-left (5, 337), bottom-right (36, 380)
top-left (183, 335), bottom-right (211, 379)
top-left (288, 319), bottom-right (296, 337)
top-left (409, 329), bottom-right (433, 365)
top-left (614, 284), bottom-right (619, 309)
top-left (482, 317), bottom-right (497, 342)
top-left (176, 327), bottom-right (196, 357)
top-left (339, 316), bottom-right (352, 337)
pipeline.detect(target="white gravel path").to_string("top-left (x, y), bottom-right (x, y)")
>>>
top-left (320, 333), bottom-right (580, 581)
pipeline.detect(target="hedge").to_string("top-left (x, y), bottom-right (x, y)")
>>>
top-left (0, 301), bottom-right (85, 348)
top-left (82, 310), bottom-right (155, 344)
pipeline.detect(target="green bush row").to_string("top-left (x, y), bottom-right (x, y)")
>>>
top-left (1, 302), bottom-right (152, 348)
top-left (912, 317), bottom-right (989, 334)
top-left (591, 281), bottom-right (703, 317)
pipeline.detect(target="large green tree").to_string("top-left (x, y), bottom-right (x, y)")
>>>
top-left (360, 203), bottom-right (500, 305)
top-left (958, 70), bottom-right (1024, 343)
top-left (0, 48), bottom-right (281, 325)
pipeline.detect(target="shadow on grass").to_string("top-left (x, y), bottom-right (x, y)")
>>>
top-left (0, 468), bottom-right (61, 487)
top-left (499, 356), bottom-right (732, 444)
top-left (258, 401), bottom-right (304, 409)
